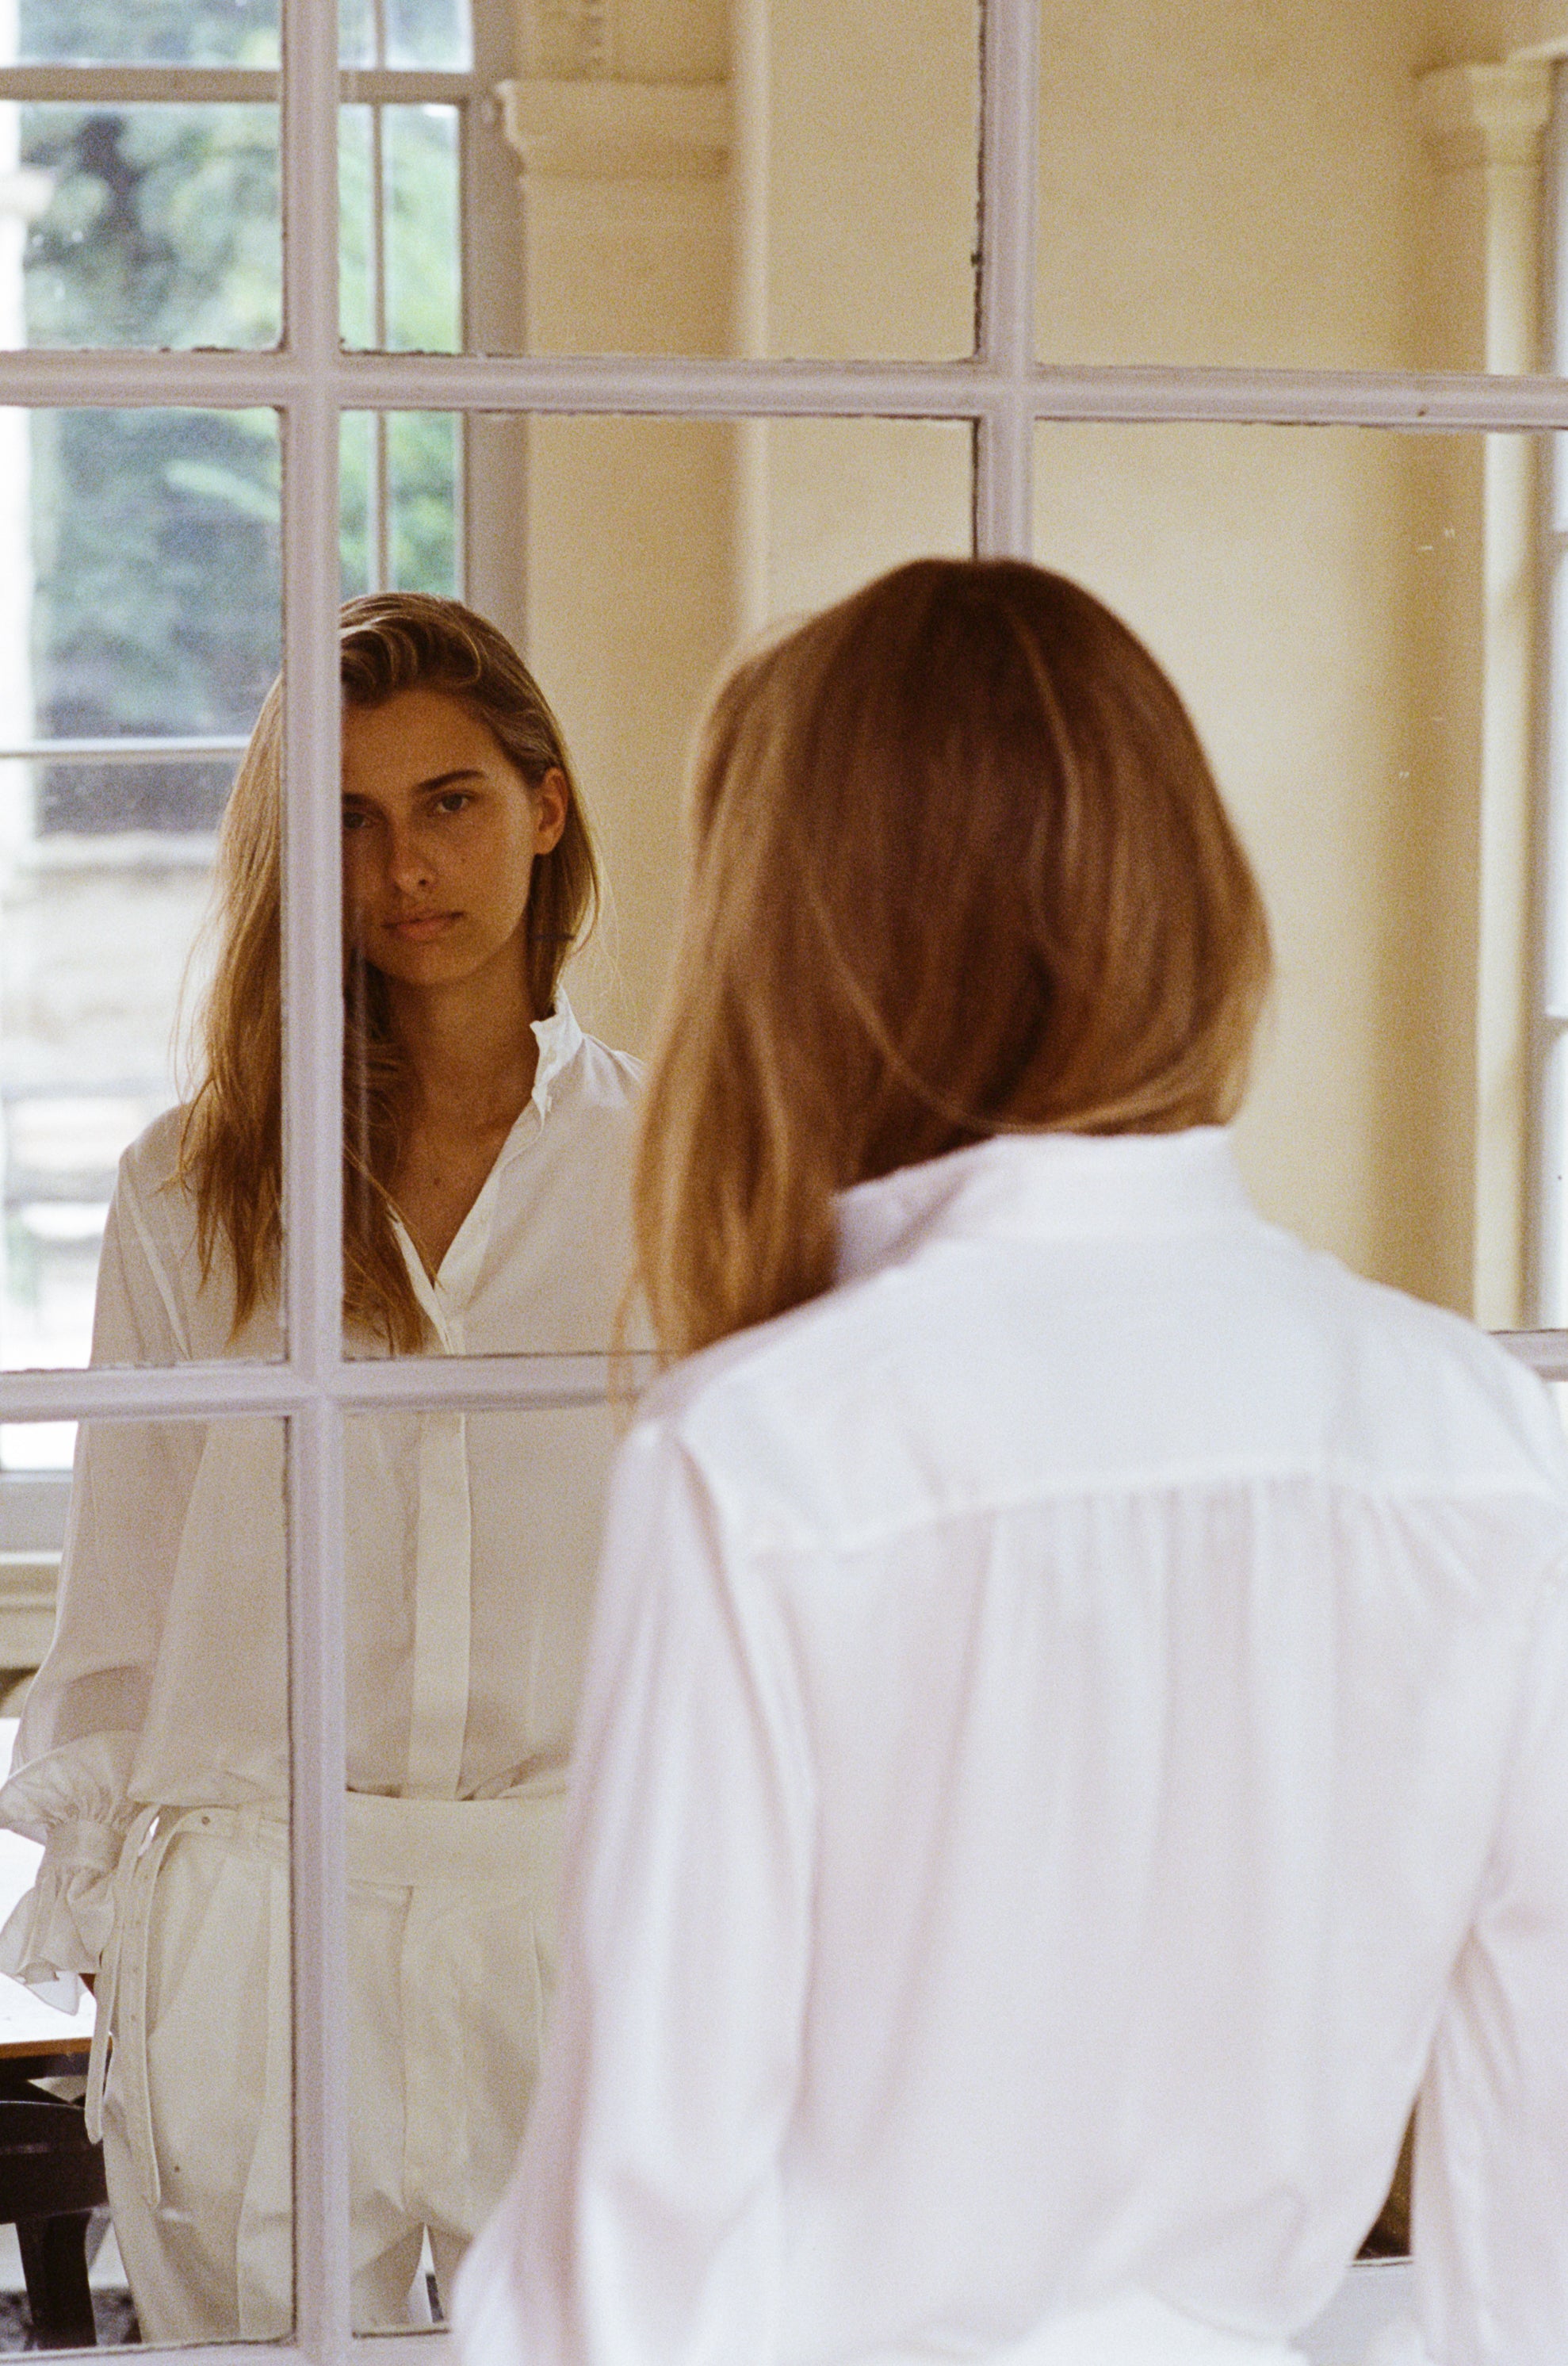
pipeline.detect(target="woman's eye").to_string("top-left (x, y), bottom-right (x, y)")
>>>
top-left (341, 808), bottom-right (368, 832)
top-left (434, 791), bottom-right (472, 815)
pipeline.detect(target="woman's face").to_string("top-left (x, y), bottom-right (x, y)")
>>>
top-left (341, 686), bottom-right (567, 999)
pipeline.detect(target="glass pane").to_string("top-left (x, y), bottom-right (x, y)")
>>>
top-left (0, 1412), bottom-right (290, 2347)
top-left (388, 411), bottom-right (459, 588)
top-left (14, 105), bottom-right (281, 350)
top-left (388, 0), bottom-right (469, 71)
top-left (327, 414), bottom-right (967, 1364)
top-left (339, 409), bottom-right (376, 598)
top-left (340, 1400), bottom-right (600, 2329)
top-left (384, 105), bottom-right (460, 351)
top-left (1034, 8), bottom-right (1531, 371)
top-left (512, 415), bottom-right (971, 1062)
top-left (339, 0), bottom-right (373, 69)
top-left (1, 408), bottom-right (280, 1381)
top-left (10, 0), bottom-right (279, 67)
top-left (339, 105), bottom-right (375, 349)
top-left (1032, 421), bottom-right (1532, 1330)
top-left (339, 412), bottom-right (460, 598)
top-left (353, 0), bottom-right (979, 358)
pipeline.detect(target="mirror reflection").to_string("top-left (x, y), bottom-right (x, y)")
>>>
top-left (0, 414), bottom-right (971, 2339)
top-left (0, 598), bottom-right (641, 2341)
top-left (8, 2), bottom-right (1568, 382)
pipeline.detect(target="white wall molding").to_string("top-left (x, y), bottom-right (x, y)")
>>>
top-left (1418, 60), bottom-right (1552, 171)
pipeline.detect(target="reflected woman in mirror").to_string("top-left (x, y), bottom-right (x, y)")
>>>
top-left (0, 595), bottom-right (641, 2338)
top-left (456, 561), bottom-right (1568, 2366)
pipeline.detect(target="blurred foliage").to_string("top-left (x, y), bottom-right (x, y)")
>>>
top-left (13, 0), bottom-right (464, 816)
top-left (17, 0), bottom-right (279, 67)
top-left (339, 105), bottom-right (461, 601)
top-left (23, 105), bottom-right (280, 346)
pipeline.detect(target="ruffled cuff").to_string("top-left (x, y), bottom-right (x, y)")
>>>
top-left (0, 1818), bottom-right (124, 1983)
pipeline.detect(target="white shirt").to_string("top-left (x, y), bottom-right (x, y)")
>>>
top-left (453, 1127), bottom-right (1568, 2366)
top-left (0, 996), bottom-right (641, 1978)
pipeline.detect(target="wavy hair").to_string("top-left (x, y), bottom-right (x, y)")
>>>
top-left (633, 558), bottom-right (1272, 1359)
top-left (181, 592), bottom-right (599, 1350)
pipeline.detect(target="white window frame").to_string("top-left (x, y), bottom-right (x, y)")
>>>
top-left (1535, 63), bottom-right (1568, 1330)
top-left (0, 0), bottom-right (1562, 2356)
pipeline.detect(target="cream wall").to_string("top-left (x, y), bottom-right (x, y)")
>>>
top-left (506, 0), bottom-right (1552, 1321)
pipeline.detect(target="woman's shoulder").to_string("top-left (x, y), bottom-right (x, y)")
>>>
top-left (115, 1103), bottom-right (191, 1207)
top-left (109, 1103), bottom-right (258, 1348)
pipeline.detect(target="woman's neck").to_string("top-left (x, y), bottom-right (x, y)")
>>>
top-left (388, 964), bottom-right (541, 1135)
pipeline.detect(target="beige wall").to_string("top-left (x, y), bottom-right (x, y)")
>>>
top-left (509, 0), bottom-right (1547, 1319)
top-left (1448, 0), bottom-right (1568, 61)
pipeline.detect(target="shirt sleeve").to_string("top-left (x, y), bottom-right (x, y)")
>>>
top-left (453, 1415), bottom-right (816, 2366)
top-left (1413, 1554), bottom-right (1568, 2364)
top-left (0, 1166), bottom-right (201, 1981)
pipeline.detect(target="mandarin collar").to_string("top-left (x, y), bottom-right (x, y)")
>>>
top-left (833, 1128), bottom-right (1254, 1285)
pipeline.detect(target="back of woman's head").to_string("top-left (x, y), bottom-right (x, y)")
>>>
top-left (636, 557), bottom-right (1272, 1357)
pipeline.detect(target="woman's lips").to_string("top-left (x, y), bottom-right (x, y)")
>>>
top-left (385, 911), bottom-right (460, 943)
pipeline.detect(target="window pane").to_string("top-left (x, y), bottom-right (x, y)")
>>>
top-left (468, 408), bottom-right (969, 1070)
top-left (1034, 8), bottom-right (1521, 372)
top-left (10, 0), bottom-right (279, 67)
top-left (341, 1401), bottom-right (599, 2331)
top-left (339, 412), bottom-right (460, 599)
top-left (33, 412), bottom-right (280, 737)
top-left (338, 105), bottom-right (375, 349)
top-left (387, 0), bottom-right (470, 71)
top-left (1032, 421), bottom-right (1532, 1329)
top-left (14, 105), bottom-right (281, 350)
top-left (384, 105), bottom-right (460, 351)
top-left (353, 0), bottom-right (979, 359)
top-left (387, 410), bottom-right (460, 589)
top-left (339, 0), bottom-right (373, 69)
top-left (1, 409), bottom-right (280, 1380)
top-left (339, 105), bottom-right (461, 357)
top-left (339, 409), bottom-right (376, 598)
top-left (0, 1415), bottom-right (292, 2344)
top-left (330, 412), bottom-right (968, 1357)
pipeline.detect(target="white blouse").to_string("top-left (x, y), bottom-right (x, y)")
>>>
top-left (453, 1128), bottom-right (1568, 2366)
top-left (0, 996), bottom-right (641, 1981)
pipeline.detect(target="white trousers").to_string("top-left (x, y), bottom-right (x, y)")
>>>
top-left (90, 1786), bottom-right (563, 2342)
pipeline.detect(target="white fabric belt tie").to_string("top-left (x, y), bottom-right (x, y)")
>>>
top-left (86, 1784), bottom-right (565, 2208)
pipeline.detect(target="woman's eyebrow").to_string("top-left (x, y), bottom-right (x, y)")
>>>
top-left (339, 768), bottom-right (487, 798)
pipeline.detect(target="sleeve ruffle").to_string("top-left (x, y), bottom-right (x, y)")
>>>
top-left (0, 1738), bottom-right (138, 1981)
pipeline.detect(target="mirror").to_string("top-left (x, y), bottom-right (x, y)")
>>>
top-left (2, 0), bottom-right (1562, 2340)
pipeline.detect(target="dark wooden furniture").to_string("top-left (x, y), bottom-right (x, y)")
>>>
top-left (0, 2037), bottom-right (106, 2348)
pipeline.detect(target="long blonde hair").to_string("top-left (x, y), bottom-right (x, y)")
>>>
top-left (634, 558), bottom-right (1272, 1359)
top-left (181, 592), bottom-right (599, 1350)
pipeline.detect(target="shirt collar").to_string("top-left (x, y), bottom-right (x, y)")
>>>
top-left (526, 990), bottom-right (584, 1127)
top-left (834, 1127), bottom-right (1255, 1284)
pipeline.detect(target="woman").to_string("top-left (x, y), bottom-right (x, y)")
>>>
top-left (455, 560), bottom-right (1568, 2366)
top-left (0, 594), bottom-right (641, 2339)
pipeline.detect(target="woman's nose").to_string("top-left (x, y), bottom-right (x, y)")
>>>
top-left (385, 824), bottom-right (436, 891)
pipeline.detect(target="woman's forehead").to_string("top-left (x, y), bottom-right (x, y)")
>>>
top-left (341, 686), bottom-right (518, 792)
